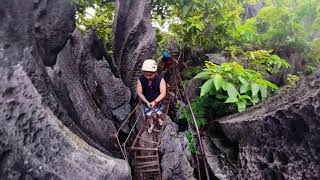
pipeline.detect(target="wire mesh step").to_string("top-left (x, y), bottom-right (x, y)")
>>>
top-left (136, 136), bottom-right (158, 144)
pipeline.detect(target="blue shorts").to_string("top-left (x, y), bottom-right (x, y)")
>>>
top-left (143, 103), bottom-right (164, 116)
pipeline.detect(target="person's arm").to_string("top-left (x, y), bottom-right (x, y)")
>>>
top-left (137, 79), bottom-right (151, 107)
top-left (151, 78), bottom-right (166, 107)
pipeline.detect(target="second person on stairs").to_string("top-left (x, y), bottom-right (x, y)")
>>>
top-left (136, 59), bottom-right (167, 133)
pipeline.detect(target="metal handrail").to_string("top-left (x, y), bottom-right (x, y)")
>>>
top-left (175, 70), bottom-right (210, 180)
top-left (173, 52), bottom-right (210, 180)
top-left (115, 102), bottom-right (141, 160)
top-left (122, 110), bottom-right (142, 160)
top-left (174, 71), bottom-right (202, 180)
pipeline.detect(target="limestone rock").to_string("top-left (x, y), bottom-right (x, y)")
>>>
top-left (94, 60), bottom-right (132, 128)
top-left (0, 0), bottom-right (131, 178)
top-left (241, 1), bottom-right (265, 21)
top-left (54, 30), bottom-right (118, 154)
top-left (53, 30), bottom-right (132, 151)
top-left (206, 70), bottom-right (320, 179)
top-left (0, 65), bottom-right (131, 179)
top-left (205, 53), bottom-right (229, 65)
top-left (185, 79), bottom-right (202, 101)
top-left (112, 0), bottom-right (157, 95)
top-left (160, 117), bottom-right (195, 180)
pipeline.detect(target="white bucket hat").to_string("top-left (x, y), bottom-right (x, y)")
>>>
top-left (141, 59), bottom-right (157, 72)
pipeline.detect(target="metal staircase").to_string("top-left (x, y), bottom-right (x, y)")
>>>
top-left (115, 53), bottom-right (209, 180)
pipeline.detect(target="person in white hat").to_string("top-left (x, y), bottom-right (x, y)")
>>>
top-left (136, 59), bottom-right (166, 133)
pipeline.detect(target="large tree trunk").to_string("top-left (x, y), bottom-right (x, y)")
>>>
top-left (112, 0), bottom-right (157, 95)
top-left (205, 70), bottom-right (320, 179)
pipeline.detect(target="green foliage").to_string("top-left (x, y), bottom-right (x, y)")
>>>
top-left (286, 74), bottom-right (300, 86)
top-left (156, 29), bottom-right (180, 56)
top-left (284, 74), bottom-right (300, 89)
top-left (194, 61), bottom-right (278, 112)
top-left (307, 38), bottom-right (320, 64)
top-left (74, 1), bottom-right (114, 50)
top-left (184, 130), bottom-right (197, 154)
top-left (177, 98), bottom-right (207, 128)
top-left (154, 0), bottom-right (320, 71)
top-left (235, 0), bottom-right (320, 55)
top-left (70, 0), bottom-right (112, 14)
top-left (236, 7), bottom-right (304, 51)
top-left (225, 45), bottom-right (243, 60)
top-left (181, 66), bottom-right (202, 80)
top-left (244, 50), bottom-right (291, 75)
top-left (156, 0), bottom-right (320, 129)
top-left (301, 64), bottom-right (317, 76)
top-left (153, 0), bottom-right (243, 49)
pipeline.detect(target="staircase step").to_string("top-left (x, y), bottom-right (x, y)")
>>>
top-left (135, 155), bottom-right (158, 159)
top-left (134, 161), bottom-right (159, 167)
top-left (136, 136), bottom-right (158, 144)
top-left (143, 126), bottom-right (162, 133)
top-left (138, 169), bottom-right (160, 173)
top-left (129, 147), bottom-right (159, 151)
top-left (135, 163), bottom-right (159, 170)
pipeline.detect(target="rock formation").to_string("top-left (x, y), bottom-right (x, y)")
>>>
top-left (52, 29), bottom-right (132, 153)
top-left (112, 0), bottom-right (157, 95)
top-left (160, 118), bottom-right (195, 180)
top-left (205, 70), bottom-right (320, 179)
top-left (0, 65), bottom-right (130, 179)
top-left (0, 0), bottom-right (131, 178)
top-left (241, 1), bottom-right (265, 21)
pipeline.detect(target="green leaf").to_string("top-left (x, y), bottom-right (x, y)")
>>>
top-left (240, 95), bottom-right (254, 104)
top-left (216, 94), bottom-right (227, 100)
top-left (252, 95), bottom-right (260, 104)
top-left (240, 83), bottom-right (250, 93)
top-left (213, 74), bottom-right (224, 91)
top-left (222, 80), bottom-right (227, 91)
top-left (259, 85), bottom-right (268, 99)
top-left (178, 112), bottom-right (185, 119)
top-left (238, 76), bottom-right (247, 84)
top-left (193, 71), bottom-right (210, 79)
top-left (251, 82), bottom-right (260, 97)
top-left (236, 101), bottom-right (246, 112)
top-left (256, 79), bottom-right (278, 89)
top-left (200, 79), bottom-right (214, 97)
top-left (239, 95), bottom-right (251, 101)
top-left (225, 96), bottom-right (238, 103)
top-left (226, 82), bottom-right (238, 98)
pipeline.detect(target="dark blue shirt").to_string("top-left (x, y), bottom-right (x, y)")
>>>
top-left (139, 75), bottom-right (162, 103)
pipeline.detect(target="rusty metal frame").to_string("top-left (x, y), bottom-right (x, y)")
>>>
top-left (173, 53), bottom-right (210, 179)
top-left (115, 102), bottom-right (142, 160)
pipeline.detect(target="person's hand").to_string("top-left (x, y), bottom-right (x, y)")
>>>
top-left (150, 101), bottom-right (156, 108)
top-left (147, 102), bottom-right (153, 108)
